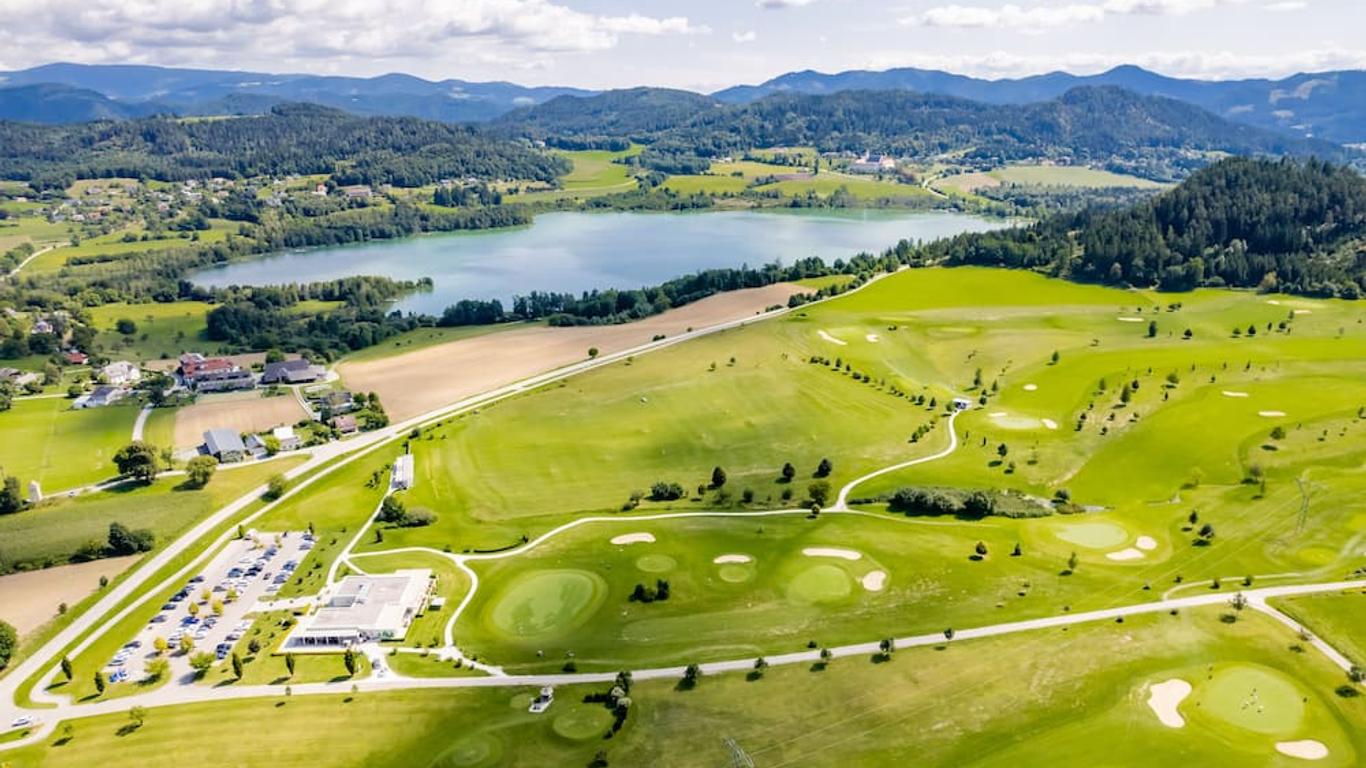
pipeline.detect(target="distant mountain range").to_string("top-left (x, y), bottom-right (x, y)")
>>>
top-left (714, 65), bottom-right (1366, 145)
top-left (0, 63), bottom-right (591, 124)
top-left (1, 62), bottom-right (1364, 145)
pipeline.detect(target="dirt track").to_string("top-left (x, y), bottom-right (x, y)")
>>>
top-left (0, 556), bottom-right (140, 636)
top-left (338, 283), bottom-right (806, 421)
top-left (173, 391), bottom-right (308, 448)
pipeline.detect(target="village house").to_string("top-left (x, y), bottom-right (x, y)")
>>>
top-left (101, 360), bottom-right (142, 387)
top-left (203, 429), bottom-right (247, 463)
top-left (75, 385), bottom-right (126, 409)
top-left (272, 425), bottom-right (301, 451)
top-left (178, 353), bottom-right (254, 392)
top-left (260, 358), bottom-right (320, 385)
top-left (331, 414), bottom-right (358, 434)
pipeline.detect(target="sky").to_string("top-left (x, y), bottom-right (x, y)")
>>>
top-left (0, 0), bottom-right (1361, 91)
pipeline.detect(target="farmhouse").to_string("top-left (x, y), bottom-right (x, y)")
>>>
top-left (288, 569), bottom-right (432, 647)
top-left (339, 184), bottom-right (373, 199)
top-left (272, 425), bottom-right (301, 451)
top-left (331, 414), bottom-right (358, 434)
top-left (179, 353), bottom-right (254, 392)
top-left (74, 385), bottom-right (125, 409)
top-left (203, 428), bottom-right (247, 463)
top-left (261, 358), bottom-right (320, 385)
top-left (101, 360), bottom-right (141, 386)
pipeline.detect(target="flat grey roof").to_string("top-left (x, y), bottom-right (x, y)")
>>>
top-left (204, 428), bottom-right (246, 455)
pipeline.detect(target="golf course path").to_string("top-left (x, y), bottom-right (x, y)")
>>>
top-left (3, 578), bottom-right (1361, 751)
top-left (130, 404), bottom-right (153, 442)
top-left (833, 408), bottom-right (962, 510)
top-left (1, 270), bottom-right (907, 739)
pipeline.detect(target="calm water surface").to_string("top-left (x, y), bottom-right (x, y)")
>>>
top-left (192, 209), bottom-right (1008, 314)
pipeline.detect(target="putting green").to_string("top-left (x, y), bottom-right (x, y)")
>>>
top-left (787, 563), bottom-right (853, 604)
top-left (552, 704), bottom-right (614, 741)
top-left (718, 564), bottom-right (755, 584)
top-left (487, 569), bottom-right (606, 639)
top-left (430, 733), bottom-right (503, 767)
top-left (1054, 520), bottom-right (1130, 549)
top-left (1193, 664), bottom-right (1306, 736)
top-left (635, 554), bottom-right (677, 573)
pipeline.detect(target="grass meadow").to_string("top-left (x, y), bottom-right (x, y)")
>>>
top-left (0, 397), bottom-right (139, 492)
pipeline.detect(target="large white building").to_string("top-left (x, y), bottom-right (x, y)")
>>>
top-left (288, 569), bottom-right (432, 648)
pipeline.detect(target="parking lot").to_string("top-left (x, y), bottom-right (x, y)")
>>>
top-left (108, 530), bottom-right (315, 684)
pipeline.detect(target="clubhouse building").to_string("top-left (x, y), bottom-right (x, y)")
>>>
top-left (287, 569), bottom-right (433, 649)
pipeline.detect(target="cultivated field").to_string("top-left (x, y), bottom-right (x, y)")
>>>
top-left (87, 302), bottom-right (213, 362)
top-left (337, 282), bottom-right (807, 420)
top-left (0, 556), bottom-right (139, 636)
top-left (172, 391), bottom-right (308, 448)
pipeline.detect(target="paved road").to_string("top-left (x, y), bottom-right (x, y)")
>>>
top-left (0, 275), bottom-right (886, 738)
top-left (3, 578), bottom-right (1360, 750)
top-left (131, 404), bottom-right (153, 442)
top-left (4, 245), bottom-right (54, 279)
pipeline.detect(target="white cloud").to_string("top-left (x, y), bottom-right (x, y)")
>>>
top-left (906, 0), bottom-right (1248, 30)
top-left (732, 30), bottom-right (759, 43)
top-left (756, 0), bottom-right (819, 8)
top-left (1263, 0), bottom-right (1307, 10)
top-left (0, 0), bottom-right (705, 71)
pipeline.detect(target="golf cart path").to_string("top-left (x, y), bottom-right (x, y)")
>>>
top-left (0, 268), bottom-right (903, 732)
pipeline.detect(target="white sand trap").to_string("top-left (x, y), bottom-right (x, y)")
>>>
top-left (1107, 548), bottom-right (1145, 561)
top-left (1136, 536), bottom-right (1157, 551)
top-left (1259, 410), bottom-right (1287, 418)
top-left (610, 532), bottom-right (655, 545)
top-left (865, 334), bottom-right (880, 343)
top-left (990, 412), bottom-right (1042, 430)
top-left (817, 330), bottom-right (847, 346)
top-left (861, 570), bottom-right (888, 591)
top-left (1222, 390), bottom-right (1250, 398)
top-left (1147, 679), bottom-right (1192, 728)
top-left (1042, 418), bottom-right (1058, 430)
top-left (713, 554), bottom-right (752, 564)
top-left (1267, 299), bottom-right (1282, 305)
top-left (1023, 384), bottom-right (1038, 391)
top-left (803, 547), bottom-right (862, 561)
top-left (1276, 741), bottom-right (1329, 760)
top-left (1117, 316), bottom-right (1145, 323)
top-left (1293, 309), bottom-right (1312, 315)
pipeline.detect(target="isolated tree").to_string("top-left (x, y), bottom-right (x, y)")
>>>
top-left (996, 443), bottom-right (1009, 459)
top-left (61, 656), bottom-right (73, 681)
top-left (153, 636), bottom-right (169, 655)
top-left (815, 457), bottom-right (833, 477)
top-left (189, 652), bottom-right (215, 676)
top-left (879, 638), bottom-right (895, 659)
top-left (1067, 551), bottom-right (1079, 572)
top-left (231, 652), bottom-right (244, 680)
top-left (974, 541), bottom-right (988, 557)
top-left (807, 480), bottom-right (831, 507)
top-left (128, 706), bottom-right (146, 728)
top-left (1011, 542), bottom-right (1022, 557)
top-left (343, 647), bottom-right (358, 677)
top-left (264, 474), bottom-right (288, 501)
top-left (752, 657), bottom-right (768, 678)
top-left (178, 635), bottom-right (194, 654)
top-left (1146, 320), bottom-right (1158, 338)
top-left (247, 638), bottom-right (261, 655)
top-left (184, 455), bottom-right (217, 489)
top-left (1198, 523), bottom-right (1216, 542)
top-left (1050, 350), bottom-right (1060, 364)
top-left (93, 671), bottom-right (106, 696)
top-left (588, 347), bottom-right (599, 359)
top-left (113, 441), bottom-right (161, 483)
top-left (819, 647), bottom-right (833, 664)
top-left (711, 466), bottom-right (727, 488)
top-left (0, 475), bottom-right (22, 515)
top-left (1270, 425), bottom-right (1286, 441)
top-left (285, 652), bottom-right (296, 677)
top-left (943, 628), bottom-right (955, 641)
top-left (1188, 510), bottom-right (1199, 525)
top-left (781, 462), bottom-right (796, 482)
top-left (0, 620), bottom-right (17, 670)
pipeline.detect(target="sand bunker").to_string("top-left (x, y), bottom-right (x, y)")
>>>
top-left (803, 547), bottom-right (862, 561)
top-left (1275, 740), bottom-right (1328, 760)
top-left (818, 330), bottom-right (847, 346)
top-left (990, 412), bottom-right (1042, 430)
top-left (861, 570), bottom-right (888, 591)
top-left (1222, 391), bottom-right (1250, 398)
top-left (1135, 536), bottom-right (1157, 551)
top-left (865, 334), bottom-right (880, 343)
top-left (1042, 418), bottom-right (1058, 430)
top-left (1293, 309), bottom-right (1312, 315)
top-left (1147, 679), bottom-right (1192, 728)
top-left (712, 554), bottom-right (752, 564)
top-left (1107, 548), bottom-right (1145, 561)
top-left (610, 532), bottom-right (655, 545)
top-left (1023, 384), bottom-right (1038, 391)
top-left (1266, 300), bottom-right (1282, 305)
top-left (1259, 410), bottom-right (1287, 418)
top-left (1117, 317), bottom-right (1144, 323)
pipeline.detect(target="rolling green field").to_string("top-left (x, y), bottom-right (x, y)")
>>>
top-left (86, 302), bottom-right (213, 361)
top-left (991, 164), bottom-right (1168, 188)
top-left (5, 608), bottom-right (1361, 767)
top-left (0, 397), bottom-right (139, 492)
top-left (1273, 591), bottom-right (1366, 668)
top-left (509, 146), bottom-right (642, 202)
top-left (661, 160), bottom-right (930, 202)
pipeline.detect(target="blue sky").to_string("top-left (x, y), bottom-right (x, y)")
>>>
top-left (0, 0), bottom-right (1360, 90)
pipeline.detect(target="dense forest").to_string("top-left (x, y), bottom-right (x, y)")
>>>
top-left (0, 103), bottom-right (569, 189)
top-left (921, 157), bottom-right (1366, 297)
top-left (499, 86), bottom-right (1346, 180)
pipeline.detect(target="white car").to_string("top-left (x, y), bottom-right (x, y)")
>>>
top-left (11, 715), bottom-right (37, 728)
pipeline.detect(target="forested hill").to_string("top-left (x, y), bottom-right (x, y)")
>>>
top-left (497, 86), bottom-right (1345, 177)
top-left (0, 103), bottom-right (569, 190)
top-left (920, 157), bottom-right (1366, 298)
